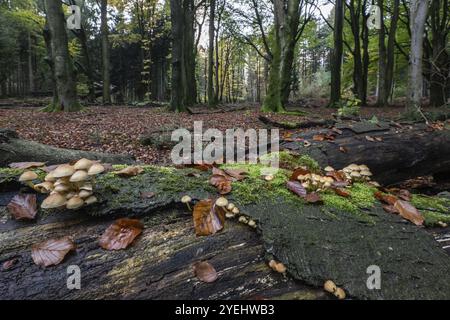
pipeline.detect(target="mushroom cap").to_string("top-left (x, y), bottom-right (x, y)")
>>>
top-left (74, 158), bottom-right (93, 171)
top-left (66, 192), bottom-right (77, 200)
top-left (360, 170), bottom-right (373, 177)
top-left (34, 182), bottom-right (54, 194)
top-left (85, 196), bottom-right (98, 205)
top-left (232, 207), bottom-right (240, 214)
top-left (215, 197), bottom-right (229, 207)
top-left (53, 164), bottom-right (75, 178)
top-left (324, 166), bottom-right (335, 172)
top-left (181, 195), bottom-right (192, 203)
top-left (80, 183), bottom-right (93, 191)
top-left (54, 184), bottom-right (70, 193)
top-left (359, 165), bottom-right (370, 171)
top-left (45, 172), bottom-right (57, 182)
top-left (225, 212), bottom-right (235, 219)
top-left (226, 203), bottom-right (236, 211)
top-left (66, 196), bottom-right (84, 210)
top-left (275, 263), bottom-right (287, 274)
top-left (70, 170), bottom-right (89, 182)
top-left (343, 167), bottom-right (353, 173)
top-left (79, 190), bottom-right (93, 199)
top-left (324, 280), bottom-right (337, 293)
top-left (334, 288), bottom-right (346, 300)
top-left (238, 216), bottom-right (248, 224)
top-left (41, 193), bottom-right (66, 209)
top-left (348, 164), bottom-right (360, 171)
top-left (350, 171), bottom-right (361, 178)
top-left (268, 260), bottom-right (277, 270)
top-left (88, 163), bottom-right (105, 176)
top-left (19, 171), bottom-right (38, 182)
top-left (248, 220), bottom-right (256, 228)
top-left (264, 175), bottom-right (274, 182)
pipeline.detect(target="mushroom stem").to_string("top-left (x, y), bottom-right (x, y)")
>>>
top-left (26, 181), bottom-right (35, 190)
top-left (185, 203), bottom-right (192, 211)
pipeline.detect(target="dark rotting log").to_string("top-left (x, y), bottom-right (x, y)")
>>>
top-left (0, 129), bottom-right (134, 167)
top-left (258, 115), bottom-right (336, 129)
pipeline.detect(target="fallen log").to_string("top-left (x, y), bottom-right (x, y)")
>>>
top-left (1, 164), bottom-right (450, 300)
top-left (0, 129), bottom-right (134, 167)
top-left (259, 115), bottom-right (336, 129)
top-left (280, 121), bottom-right (450, 185)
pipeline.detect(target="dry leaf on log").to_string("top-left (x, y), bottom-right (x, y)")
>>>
top-left (99, 218), bottom-right (144, 250)
top-left (193, 261), bottom-right (218, 283)
top-left (193, 200), bottom-right (225, 236)
top-left (31, 237), bottom-right (76, 267)
top-left (7, 194), bottom-right (37, 220)
top-left (394, 200), bottom-right (424, 226)
top-left (9, 162), bottom-right (45, 169)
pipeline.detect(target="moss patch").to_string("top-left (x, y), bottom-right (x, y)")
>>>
top-left (411, 194), bottom-right (450, 227)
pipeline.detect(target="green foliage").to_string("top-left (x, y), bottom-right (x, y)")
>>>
top-left (338, 89), bottom-right (361, 117)
top-left (411, 195), bottom-right (450, 227)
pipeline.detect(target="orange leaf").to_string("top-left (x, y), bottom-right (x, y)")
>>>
top-left (7, 194), bottom-right (37, 220)
top-left (116, 166), bottom-right (144, 177)
top-left (99, 218), bottom-right (143, 250)
top-left (305, 193), bottom-right (323, 204)
top-left (224, 168), bottom-right (248, 181)
top-left (193, 200), bottom-right (225, 236)
top-left (287, 181), bottom-right (307, 198)
top-left (375, 192), bottom-right (398, 205)
top-left (209, 175), bottom-right (232, 195)
top-left (334, 188), bottom-right (351, 198)
top-left (290, 167), bottom-right (310, 181)
top-left (394, 200), bottom-right (424, 226)
top-left (31, 237), bottom-right (76, 267)
top-left (193, 261), bottom-right (218, 283)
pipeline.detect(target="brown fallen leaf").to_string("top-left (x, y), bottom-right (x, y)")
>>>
top-left (99, 218), bottom-right (144, 250)
top-left (7, 194), bottom-right (37, 220)
top-left (327, 170), bottom-right (347, 182)
top-left (209, 175), bottom-right (232, 195)
top-left (313, 134), bottom-right (326, 142)
top-left (9, 162), bottom-right (46, 169)
top-left (374, 192), bottom-right (398, 206)
top-left (339, 146), bottom-right (348, 153)
top-left (290, 167), bottom-right (311, 181)
top-left (383, 205), bottom-right (398, 214)
top-left (193, 261), bottom-right (218, 283)
top-left (31, 237), bottom-right (76, 267)
top-left (394, 200), bottom-right (424, 226)
top-left (193, 200), bottom-right (226, 236)
top-left (2, 258), bottom-right (19, 271)
top-left (334, 188), bottom-right (351, 198)
top-left (286, 181), bottom-right (307, 198)
top-left (305, 193), bottom-right (323, 204)
top-left (397, 189), bottom-right (411, 201)
top-left (332, 181), bottom-right (350, 188)
top-left (224, 168), bottom-right (248, 181)
top-left (116, 166), bottom-right (144, 177)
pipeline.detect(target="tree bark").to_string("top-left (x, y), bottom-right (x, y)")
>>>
top-left (101, 0), bottom-right (111, 104)
top-left (407, 0), bottom-right (431, 112)
top-left (385, 0), bottom-right (400, 104)
top-left (44, 0), bottom-right (80, 112)
top-left (207, 0), bottom-right (216, 107)
top-left (330, 0), bottom-right (344, 107)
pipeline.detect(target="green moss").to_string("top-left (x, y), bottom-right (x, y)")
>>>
top-left (411, 195), bottom-right (450, 227)
top-left (276, 151), bottom-right (320, 172)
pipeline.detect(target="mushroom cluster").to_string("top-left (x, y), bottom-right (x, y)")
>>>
top-left (324, 280), bottom-right (346, 300)
top-left (342, 164), bottom-right (373, 182)
top-left (268, 259), bottom-right (287, 274)
top-left (19, 159), bottom-right (104, 210)
top-left (297, 173), bottom-right (335, 192)
top-left (214, 197), bottom-right (258, 229)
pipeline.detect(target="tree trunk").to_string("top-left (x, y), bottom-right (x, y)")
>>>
top-left (101, 0), bottom-right (111, 104)
top-left (330, 0), bottom-right (344, 107)
top-left (44, 0), bottom-right (80, 112)
top-left (74, 26), bottom-right (96, 103)
top-left (407, 0), bottom-right (431, 112)
top-left (170, 0), bottom-right (186, 112)
top-left (27, 32), bottom-right (34, 94)
top-left (385, 0), bottom-right (400, 104)
top-left (376, 0), bottom-right (388, 106)
top-left (207, 0), bottom-right (216, 107)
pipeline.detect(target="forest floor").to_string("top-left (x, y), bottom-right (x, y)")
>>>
top-left (0, 97), bottom-right (447, 164)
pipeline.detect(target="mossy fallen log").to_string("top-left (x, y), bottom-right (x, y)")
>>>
top-left (0, 129), bottom-right (134, 167)
top-left (1, 164), bottom-right (450, 300)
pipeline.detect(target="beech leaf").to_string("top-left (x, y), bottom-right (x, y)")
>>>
top-left (394, 200), bottom-right (424, 226)
top-left (116, 166), bottom-right (144, 177)
top-left (290, 168), bottom-right (310, 181)
top-left (305, 193), bottom-right (323, 204)
top-left (99, 218), bottom-right (144, 250)
top-left (193, 261), bottom-right (218, 283)
top-left (224, 168), bottom-right (248, 181)
top-left (7, 194), bottom-right (37, 220)
top-left (193, 200), bottom-right (225, 236)
top-left (375, 192), bottom-right (398, 205)
top-left (31, 237), bottom-right (76, 267)
top-left (209, 175), bottom-right (232, 195)
top-left (286, 181), bottom-right (307, 198)
top-left (9, 162), bottom-right (45, 169)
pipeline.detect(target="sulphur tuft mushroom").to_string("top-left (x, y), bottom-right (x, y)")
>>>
top-left (41, 193), bottom-right (67, 209)
top-left (74, 158), bottom-right (93, 171)
top-left (238, 216), bottom-right (248, 224)
top-left (324, 166), bottom-right (335, 173)
top-left (334, 287), bottom-right (346, 300)
top-left (181, 195), bottom-right (193, 211)
top-left (19, 171), bottom-right (38, 189)
top-left (324, 280), bottom-right (337, 294)
top-left (88, 163), bottom-right (105, 176)
top-left (45, 171), bottom-right (57, 182)
top-left (268, 260), bottom-right (278, 270)
top-left (275, 263), bottom-right (287, 274)
top-left (79, 190), bottom-right (93, 199)
top-left (85, 196), bottom-right (98, 205)
top-left (225, 212), bottom-right (235, 219)
top-left (66, 196), bottom-right (85, 210)
top-left (215, 197), bottom-right (228, 208)
top-left (53, 164), bottom-right (75, 179)
top-left (70, 170), bottom-right (89, 183)
top-left (34, 182), bottom-right (54, 194)
top-left (248, 220), bottom-right (257, 228)
top-left (226, 203), bottom-right (236, 211)
top-left (54, 184), bottom-right (70, 193)
top-left (264, 175), bottom-right (275, 182)
top-left (232, 207), bottom-right (240, 215)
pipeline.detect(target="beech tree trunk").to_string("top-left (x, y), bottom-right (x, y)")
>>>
top-left (407, 0), bottom-right (431, 112)
top-left (207, 0), bottom-right (216, 107)
top-left (376, 0), bottom-right (388, 106)
top-left (44, 0), bottom-right (80, 112)
top-left (101, 0), bottom-right (111, 104)
top-left (385, 0), bottom-right (400, 103)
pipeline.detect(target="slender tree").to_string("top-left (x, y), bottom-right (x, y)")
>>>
top-left (330, 0), bottom-right (344, 106)
top-left (207, 0), bottom-right (216, 106)
top-left (44, 0), bottom-right (80, 112)
top-left (101, 0), bottom-right (111, 104)
top-left (376, 0), bottom-right (388, 106)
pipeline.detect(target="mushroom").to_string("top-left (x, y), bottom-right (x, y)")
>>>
top-left (66, 196), bottom-right (84, 210)
top-left (225, 212), bottom-right (235, 219)
top-left (264, 175), bottom-right (274, 182)
top-left (41, 193), bottom-right (67, 209)
top-left (215, 197), bottom-right (228, 208)
top-left (324, 166), bottom-right (335, 173)
top-left (74, 158), bottom-right (93, 171)
top-left (70, 170), bottom-right (89, 183)
top-left (66, 192), bottom-right (77, 200)
top-left (348, 164), bottom-right (360, 171)
top-left (80, 183), bottom-right (93, 191)
top-left (54, 184), bottom-right (70, 193)
top-left (19, 171), bottom-right (38, 189)
top-left (181, 195), bottom-right (192, 211)
top-left (88, 163), bottom-right (105, 176)
top-left (358, 165), bottom-right (370, 171)
top-left (324, 280), bottom-right (337, 294)
top-left (350, 171), bottom-right (361, 179)
top-left (34, 182), bottom-right (54, 194)
top-left (238, 216), bottom-right (248, 224)
top-left (334, 287), bottom-right (346, 300)
top-left (360, 170), bottom-right (372, 177)
top-left (275, 262), bottom-right (287, 274)
top-left (226, 203), bottom-right (236, 211)
top-left (45, 172), bottom-right (57, 182)
top-left (79, 190), bottom-right (93, 199)
top-left (268, 260), bottom-right (277, 270)
top-left (248, 220), bottom-right (257, 228)
top-left (232, 207), bottom-right (240, 215)
top-left (85, 196), bottom-right (98, 205)
top-left (53, 164), bottom-right (75, 179)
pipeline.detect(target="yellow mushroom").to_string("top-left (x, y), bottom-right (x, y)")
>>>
top-left (41, 193), bottom-right (67, 209)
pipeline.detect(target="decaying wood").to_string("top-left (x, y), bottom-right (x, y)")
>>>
top-left (1, 166), bottom-right (450, 300)
top-left (0, 129), bottom-right (134, 167)
top-left (280, 122), bottom-right (450, 185)
top-left (259, 115), bottom-right (336, 129)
